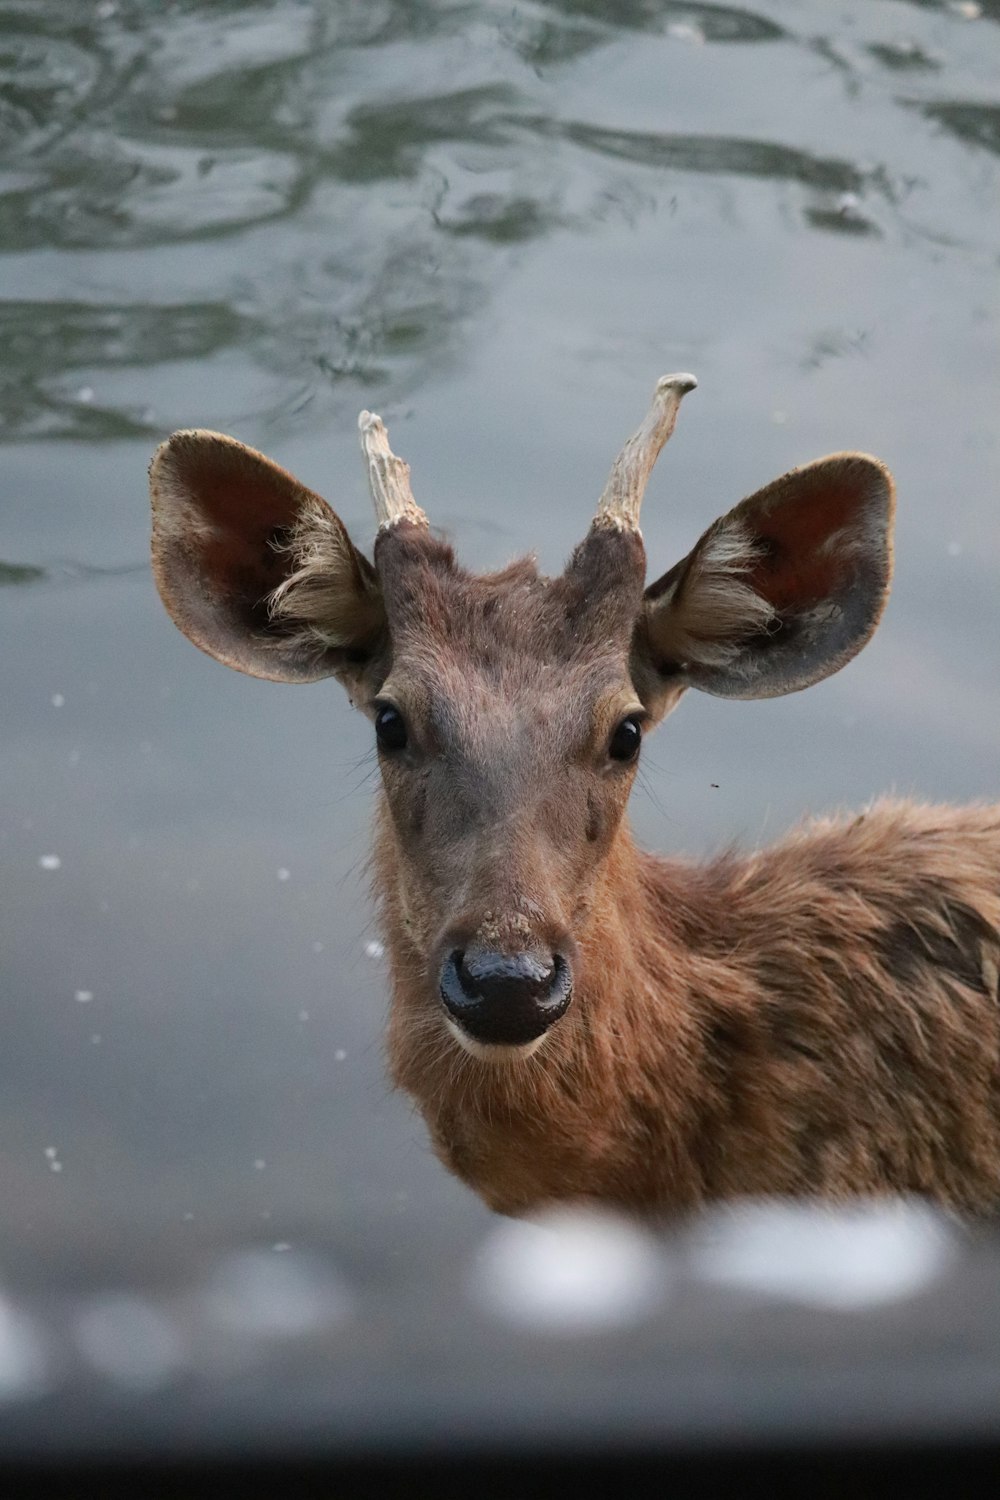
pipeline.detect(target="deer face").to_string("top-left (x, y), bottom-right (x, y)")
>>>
top-left (364, 522), bottom-right (654, 1051)
top-left (149, 378), bottom-right (894, 1057)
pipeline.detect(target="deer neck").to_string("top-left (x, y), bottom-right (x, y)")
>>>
top-left (377, 813), bottom-right (708, 1214)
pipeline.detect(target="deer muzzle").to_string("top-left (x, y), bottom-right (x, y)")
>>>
top-left (439, 945), bottom-right (573, 1048)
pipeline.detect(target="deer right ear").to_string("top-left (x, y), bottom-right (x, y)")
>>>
top-left (150, 430), bottom-right (386, 689)
top-left (635, 452), bottom-right (894, 712)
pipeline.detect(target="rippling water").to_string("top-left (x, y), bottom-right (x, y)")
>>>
top-left (1, 0), bottom-right (999, 1282)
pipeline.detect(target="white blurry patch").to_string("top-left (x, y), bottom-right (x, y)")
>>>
top-left (364, 939), bottom-right (384, 960)
top-left (200, 1249), bottom-right (351, 1338)
top-left (471, 1207), bottom-right (667, 1333)
top-left (667, 21), bottom-right (705, 43)
top-left (276, 867), bottom-right (291, 882)
top-left (51, 693), bottom-right (65, 708)
top-left (74, 1295), bottom-right (185, 1389)
top-left (0, 1294), bottom-right (48, 1399)
top-left (74, 990), bottom-right (93, 1004)
top-left (688, 1199), bottom-right (956, 1310)
top-left (38, 855), bottom-right (61, 871)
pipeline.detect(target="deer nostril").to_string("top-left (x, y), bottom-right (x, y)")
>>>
top-left (440, 948), bottom-right (573, 1047)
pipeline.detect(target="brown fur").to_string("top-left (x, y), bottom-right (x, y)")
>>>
top-left (368, 531), bottom-right (1000, 1216)
top-left (384, 800), bottom-right (1000, 1217)
top-left (148, 417), bottom-right (1000, 1218)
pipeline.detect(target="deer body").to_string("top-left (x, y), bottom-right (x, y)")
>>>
top-left (383, 802), bottom-right (1000, 1216)
top-left (149, 377), bottom-right (1000, 1216)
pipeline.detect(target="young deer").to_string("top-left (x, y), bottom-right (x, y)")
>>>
top-left (150, 377), bottom-right (1000, 1218)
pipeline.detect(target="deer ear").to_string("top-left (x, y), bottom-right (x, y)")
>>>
top-left (637, 453), bottom-right (894, 705)
top-left (150, 430), bottom-right (386, 688)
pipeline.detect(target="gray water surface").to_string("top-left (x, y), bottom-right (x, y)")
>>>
top-left (1, 0), bottom-right (999, 1294)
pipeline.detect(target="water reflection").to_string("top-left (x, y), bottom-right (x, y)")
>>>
top-left (908, 0), bottom-right (1000, 19)
top-left (1, 0), bottom-right (996, 446)
top-left (435, 191), bottom-right (558, 242)
top-left (918, 100), bottom-right (1000, 153)
top-left (0, 133), bottom-right (304, 249)
top-left (557, 119), bottom-right (866, 191)
top-left (0, 298), bottom-right (243, 440)
top-left (0, 561), bottom-right (45, 585)
top-left (866, 40), bottom-right (941, 71)
top-left (548, 0), bottom-right (785, 42)
top-left (331, 84), bottom-right (523, 181)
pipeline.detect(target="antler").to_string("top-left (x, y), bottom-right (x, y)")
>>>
top-left (358, 410), bottom-right (428, 532)
top-left (593, 373), bottom-right (698, 534)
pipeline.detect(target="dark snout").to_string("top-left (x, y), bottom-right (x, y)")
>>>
top-left (439, 946), bottom-right (573, 1047)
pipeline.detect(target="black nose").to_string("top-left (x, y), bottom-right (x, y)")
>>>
top-left (439, 947), bottom-right (573, 1046)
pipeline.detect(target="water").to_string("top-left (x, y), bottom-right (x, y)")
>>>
top-left (1, 0), bottom-right (999, 1299)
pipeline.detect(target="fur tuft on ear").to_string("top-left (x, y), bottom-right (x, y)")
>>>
top-left (644, 518), bottom-right (776, 670)
top-left (267, 496), bottom-right (384, 656)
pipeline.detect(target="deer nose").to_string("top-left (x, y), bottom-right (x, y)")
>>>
top-left (439, 947), bottom-right (573, 1047)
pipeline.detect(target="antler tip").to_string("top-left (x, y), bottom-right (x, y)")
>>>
top-left (593, 372), bottom-right (698, 533)
top-left (357, 409), bottom-right (383, 437)
top-left (656, 372), bottom-right (698, 397)
top-left (357, 408), bottom-right (427, 532)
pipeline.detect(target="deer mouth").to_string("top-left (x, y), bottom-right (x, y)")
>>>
top-left (438, 948), bottom-right (574, 1049)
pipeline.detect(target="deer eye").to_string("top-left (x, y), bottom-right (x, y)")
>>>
top-left (608, 715), bottom-right (642, 763)
top-left (375, 705), bottom-right (407, 752)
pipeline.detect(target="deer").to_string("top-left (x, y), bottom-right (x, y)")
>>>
top-left (149, 376), bottom-right (1000, 1219)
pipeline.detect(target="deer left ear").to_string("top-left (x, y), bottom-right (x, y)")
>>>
top-left (635, 453), bottom-right (895, 706)
top-left (150, 430), bottom-right (386, 688)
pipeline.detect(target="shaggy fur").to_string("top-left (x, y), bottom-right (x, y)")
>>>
top-left (643, 518), bottom-right (775, 669)
top-left (384, 801), bottom-right (1000, 1216)
top-left (149, 418), bottom-right (1000, 1219)
top-left (268, 495), bottom-right (384, 657)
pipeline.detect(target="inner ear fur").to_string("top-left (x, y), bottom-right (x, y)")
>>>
top-left (150, 430), bottom-right (385, 686)
top-left (637, 452), bottom-right (895, 704)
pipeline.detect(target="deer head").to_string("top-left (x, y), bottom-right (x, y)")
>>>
top-left (150, 378), bottom-right (894, 1058)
